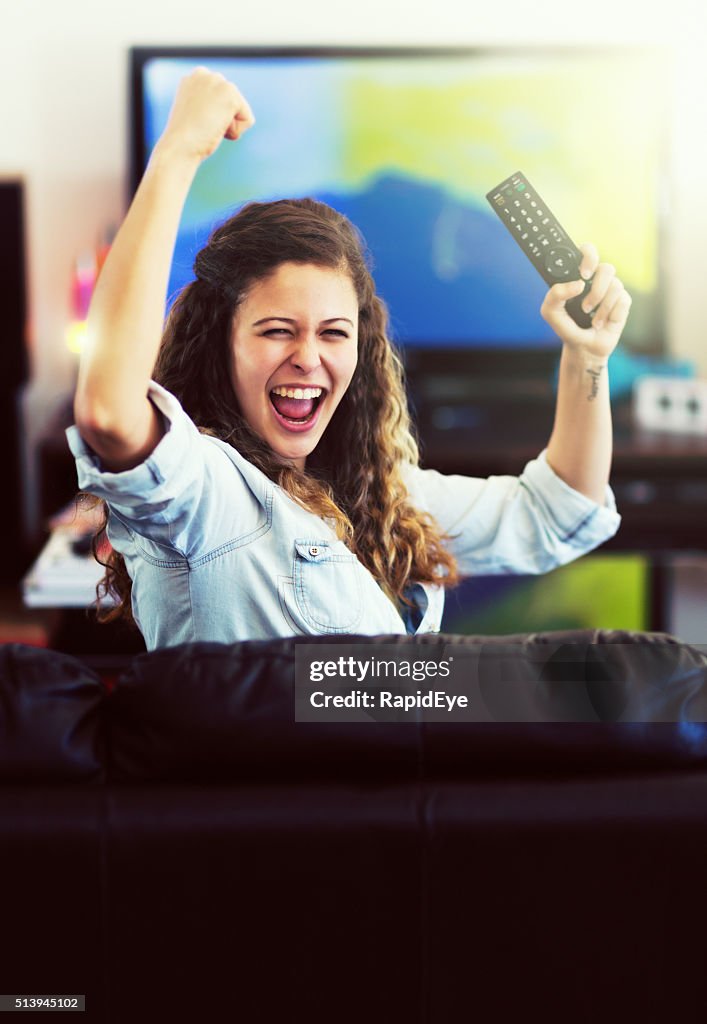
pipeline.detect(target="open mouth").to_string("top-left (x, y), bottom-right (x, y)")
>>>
top-left (269, 387), bottom-right (326, 432)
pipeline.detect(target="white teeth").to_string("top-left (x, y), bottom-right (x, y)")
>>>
top-left (271, 386), bottom-right (323, 399)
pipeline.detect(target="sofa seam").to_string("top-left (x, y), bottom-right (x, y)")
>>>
top-left (98, 784), bottom-right (111, 1019)
top-left (417, 721), bottom-right (431, 1024)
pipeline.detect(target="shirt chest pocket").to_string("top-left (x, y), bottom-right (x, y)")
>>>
top-left (290, 538), bottom-right (364, 634)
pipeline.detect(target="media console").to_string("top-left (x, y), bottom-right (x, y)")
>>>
top-left (412, 393), bottom-right (707, 633)
top-left (413, 395), bottom-right (707, 554)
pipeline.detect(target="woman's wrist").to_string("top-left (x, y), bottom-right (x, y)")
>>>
top-left (149, 136), bottom-right (203, 182)
top-left (561, 341), bottom-right (609, 373)
top-left (558, 343), bottom-right (610, 404)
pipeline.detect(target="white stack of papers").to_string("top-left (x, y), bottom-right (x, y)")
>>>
top-left (22, 528), bottom-right (112, 608)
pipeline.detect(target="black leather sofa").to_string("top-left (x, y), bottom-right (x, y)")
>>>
top-left (2, 629), bottom-right (707, 1023)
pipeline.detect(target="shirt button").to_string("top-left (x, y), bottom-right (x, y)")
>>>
top-left (309, 546), bottom-right (319, 556)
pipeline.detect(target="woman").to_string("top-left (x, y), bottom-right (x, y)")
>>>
top-left (69, 68), bottom-right (628, 650)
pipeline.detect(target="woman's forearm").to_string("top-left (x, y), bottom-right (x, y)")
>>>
top-left (538, 242), bottom-right (631, 506)
top-left (545, 346), bottom-right (612, 505)
top-left (74, 141), bottom-right (200, 435)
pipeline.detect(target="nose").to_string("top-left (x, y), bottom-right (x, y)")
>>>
top-left (289, 332), bottom-right (322, 374)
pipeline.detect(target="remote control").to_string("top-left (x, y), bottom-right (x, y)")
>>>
top-left (486, 171), bottom-right (594, 329)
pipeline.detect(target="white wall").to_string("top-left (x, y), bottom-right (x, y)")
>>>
top-left (3, 0), bottom-right (706, 532)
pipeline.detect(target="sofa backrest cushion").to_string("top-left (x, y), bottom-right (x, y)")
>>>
top-left (0, 644), bottom-right (105, 782)
top-left (108, 631), bottom-right (707, 783)
top-left (108, 637), bottom-right (420, 782)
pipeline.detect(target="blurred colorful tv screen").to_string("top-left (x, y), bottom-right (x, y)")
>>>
top-left (131, 47), bottom-right (671, 352)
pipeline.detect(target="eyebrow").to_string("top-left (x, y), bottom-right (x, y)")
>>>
top-left (252, 316), bottom-right (354, 327)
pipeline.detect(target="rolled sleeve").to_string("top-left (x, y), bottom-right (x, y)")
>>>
top-left (522, 449), bottom-right (620, 550)
top-left (65, 382), bottom-right (206, 549)
top-left (402, 449), bottom-right (621, 577)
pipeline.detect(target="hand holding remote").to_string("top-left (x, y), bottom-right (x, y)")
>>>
top-left (541, 242), bottom-right (632, 361)
top-left (486, 172), bottom-right (631, 355)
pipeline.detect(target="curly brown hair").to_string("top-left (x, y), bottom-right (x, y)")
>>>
top-left (86, 197), bottom-right (460, 628)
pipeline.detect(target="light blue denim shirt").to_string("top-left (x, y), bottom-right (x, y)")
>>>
top-left (66, 382), bottom-right (621, 650)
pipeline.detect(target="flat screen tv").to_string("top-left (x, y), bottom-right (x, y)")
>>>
top-left (129, 46), bottom-right (672, 383)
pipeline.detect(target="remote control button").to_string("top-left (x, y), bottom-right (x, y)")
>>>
top-left (545, 246), bottom-right (579, 279)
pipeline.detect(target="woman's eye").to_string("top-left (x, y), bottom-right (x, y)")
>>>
top-left (262, 328), bottom-right (348, 338)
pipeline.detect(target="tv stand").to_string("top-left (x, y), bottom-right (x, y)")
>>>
top-left (413, 394), bottom-right (707, 631)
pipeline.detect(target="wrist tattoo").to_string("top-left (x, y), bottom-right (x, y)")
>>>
top-left (586, 365), bottom-right (604, 401)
